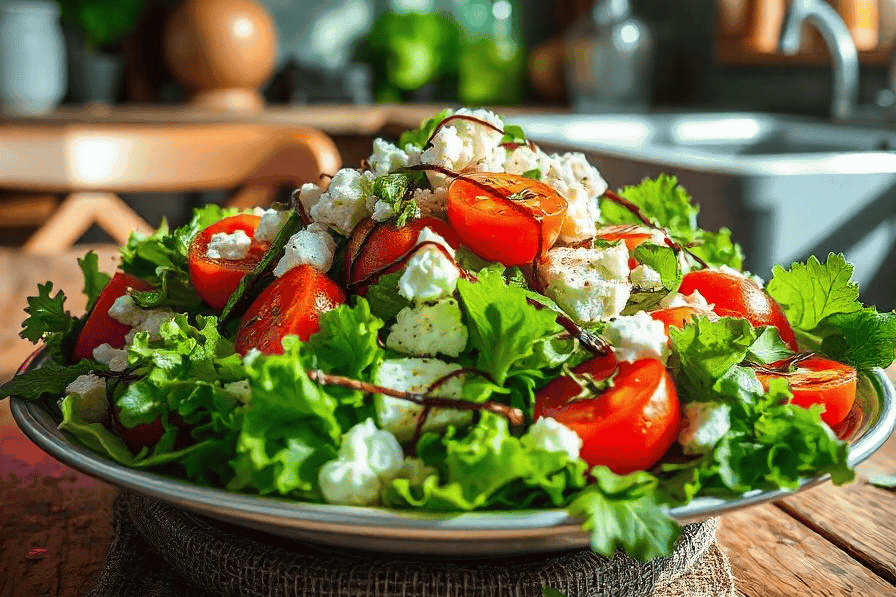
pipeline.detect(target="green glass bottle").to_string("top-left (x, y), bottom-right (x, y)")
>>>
top-left (455, 0), bottom-right (525, 105)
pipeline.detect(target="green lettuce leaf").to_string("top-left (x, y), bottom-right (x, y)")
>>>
top-left (365, 270), bottom-right (409, 320)
top-left (0, 359), bottom-right (95, 400)
top-left (633, 243), bottom-right (681, 291)
top-left (78, 251), bottom-right (112, 312)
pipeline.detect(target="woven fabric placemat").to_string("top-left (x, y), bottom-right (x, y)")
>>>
top-left (85, 491), bottom-right (736, 597)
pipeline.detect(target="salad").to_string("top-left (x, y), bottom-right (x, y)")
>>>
top-left (4, 108), bottom-right (896, 562)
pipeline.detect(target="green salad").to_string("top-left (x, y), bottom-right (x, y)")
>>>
top-left (4, 108), bottom-right (896, 562)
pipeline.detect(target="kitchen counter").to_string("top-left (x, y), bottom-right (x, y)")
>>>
top-left (0, 246), bottom-right (894, 597)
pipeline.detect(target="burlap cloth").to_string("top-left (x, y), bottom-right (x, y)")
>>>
top-left (86, 491), bottom-right (736, 597)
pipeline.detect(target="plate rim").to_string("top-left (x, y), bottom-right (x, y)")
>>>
top-left (9, 368), bottom-right (896, 540)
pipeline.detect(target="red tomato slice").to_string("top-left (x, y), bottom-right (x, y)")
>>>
top-left (447, 172), bottom-right (567, 266)
top-left (649, 306), bottom-right (716, 335)
top-left (679, 269), bottom-right (798, 351)
top-left (597, 224), bottom-right (660, 269)
top-left (345, 217), bottom-right (461, 291)
top-left (114, 415), bottom-right (165, 453)
top-left (72, 272), bottom-right (153, 362)
top-left (188, 214), bottom-right (269, 311)
top-left (234, 265), bottom-right (346, 355)
top-left (535, 356), bottom-right (681, 475)
top-left (755, 356), bottom-right (857, 427)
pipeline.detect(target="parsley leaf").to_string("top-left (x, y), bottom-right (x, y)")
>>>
top-left (78, 251), bottom-right (111, 312)
top-left (19, 282), bottom-right (80, 360)
top-left (0, 358), bottom-right (95, 400)
top-left (567, 467), bottom-right (681, 561)
top-left (766, 253), bottom-right (861, 330)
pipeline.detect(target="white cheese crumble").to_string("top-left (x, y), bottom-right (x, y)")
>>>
top-left (63, 374), bottom-right (108, 424)
top-left (373, 358), bottom-right (468, 441)
top-left (206, 229), bottom-right (252, 260)
top-left (413, 186), bottom-right (449, 219)
top-left (679, 402), bottom-right (732, 455)
top-left (604, 311), bottom-right (669, 363)
top-left (541, 152), bottom-right (608, 243)
top-left (386, 299), bottom-right (468, 357)
top-left (538, 245), bottom-right (632, 323)
top-left (524, 417), bottom-right (582, 461)
top-left (297, 182), bottom-right (323, 216)
top-left (124, 309), bottom-right (175, 344)
top-left (318, 418), bottom-right (404, 506)
top-left (307, 168), bottom-right (374, 235)
top-left (658, 289), bottom-right (713, 311)
top-left (273, 223), bottom-right (337, 276)
top-left (253, 208), bottom-right (288, 242)
top-left (108, 295), bottom-right (146, 327)
top-left (398, 245), bottom-right (460, 303)
top-left (368, 138), bottom-right (413, 177)
top-left (630, 264), bottom-right (664, 290)
top-left (92, 343), bottom-right (128, 372)
top-left (415, 227), bottom-right (455, 256)
top-left (420, 108), bottom-right (506, 188)
top-left (371, 200), bottom-right (396, 222)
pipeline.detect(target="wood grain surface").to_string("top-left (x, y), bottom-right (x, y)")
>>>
top-left (1, 246), bottom-right (895, 597)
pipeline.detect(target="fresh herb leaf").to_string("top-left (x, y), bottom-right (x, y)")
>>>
top-left (398, 108), bottom-right (452, 149)
top-left (745, 327), bottom-right (794, 364)
top-left (19, 282), bottom-right (80, 360)
top-left (602, 175), bottom-right (698, 233)
top-left (541, 589), bottom-right (568, 597)
top-left (522, 168), bottom-right (542, 180)
top-left (633, 243), bottom-right (681, 291)
top-left (567, 467), bottom-right (681, 561)
top-left (78, 251), bottom-right (111, 312)
top-left (500, 124), bottom-right (527, 146)
top-left (365, 270), bottom-right (409, 320)
top-left (456, 269), bottom-right (560, 384)
top-left (0, 359), bottom-right (95, 400)
top-left (767, 253), bottom-right (861, 330)
top-left (371, 173), bottom-right (420, 227)
top-left (816, 308), bottom-right (896, 369)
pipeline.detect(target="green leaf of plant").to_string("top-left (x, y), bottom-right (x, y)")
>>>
top-left (78, 251), bottom-right (112, 312)
top-left (633, 243), bottom-right (681, 291)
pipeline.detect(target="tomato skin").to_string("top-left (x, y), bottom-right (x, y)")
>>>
top-left (72, 272), bottom-right (153, 362)
top-left (679, 269), bottom-right (798, 351)
top-left (345, 217), bottom-right (461, 291)
top-left (114, 416), bottom-right (165, 453)
top-left (188, 214), bottom-right (269, 311)
top-left (755, 356), bottom-right (857, 427)
top-left (649, 306), bottom-right (713, 334)
top-left (447, 173), bottom-right (567, 266)
top-left (234, 265), bottom-right (346, 355)
top-left (535, 356), bottom-right (681, 475)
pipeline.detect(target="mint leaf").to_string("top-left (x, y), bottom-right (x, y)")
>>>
top-left (456, 269), bottom-right (559, 384)
top-left (78, 251), bottom-right (112, 312)
top-left (767, 253), bottom-right (861, 331)
top-left (567, 467), bottom-right (681, 561)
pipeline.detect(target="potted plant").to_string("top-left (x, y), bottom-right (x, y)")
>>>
top-left (56, 0), bottom-right (145, 102)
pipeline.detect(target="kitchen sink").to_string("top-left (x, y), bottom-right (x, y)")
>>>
top-left (507, 112), bottom-right (896, 310)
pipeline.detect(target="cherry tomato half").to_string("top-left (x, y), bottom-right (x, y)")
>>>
top-left (345, 217), bottom-right (461, 292)
top-left (72, 272), bottom-right (153, 362)
top-left (535, 356), bottom-right (681, 475)
top-left (234, 265), bottom-right (346, 355)
top-left (114, 414), bottom-right (165, 453)
top-left (447, 172), bottom-right (567, 266)
top-left (679, 269), bottom-right (798, 351)
top-left (188, 214), bottom-right (269, 311)
top-left (755, 356), bottom-right (857, 427)
top-left (649, 306), bottom-right (704, 335)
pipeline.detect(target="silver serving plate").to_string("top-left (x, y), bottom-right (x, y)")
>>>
top-left (10, 369), bottom-right (896, 556)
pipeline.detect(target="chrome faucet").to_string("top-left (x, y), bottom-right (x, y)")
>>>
top-left (778, 0), bottom-right (859, 120)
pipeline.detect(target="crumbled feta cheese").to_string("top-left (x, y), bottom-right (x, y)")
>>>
top-left (368, 138), bottom-right (410, 177)
top-left (541, 152), bottom-right (608, 243)
top-left (604, 311), bottom-right (668, 363)
top-left (223, 380), bottom-right (251, 403)
top-left (414, 187), bottom-right (449, 219)
top-left (371, 200), bottom-right (396, 222)
top-left (92, 343), bottom-right (128, 372)
top-left (317, 418), bottom-right (404, 506)
top-left (298, 182), bottom-right (323, 215)
top-left (420, 108), bottom-right (506, 188)
top-left (398, 245), bottom-right (460, 303)
top-left (373, 358), bottom-right (468, 441)
top-left (386, 299), bottom-right (468, 357)
top-left (206, 229), bottom-right (252, 261)
top-left (630, 264), bottom-right (664, 290)
top-left (679, 402), bottom-right (732, 455)
top-left (524, 417), bottom-right (582, 461)
top-left (108, 295), bottom-right (147, 327)
top-left (308, 168), bottom-right (374, 235)
top-left (273, 223), bottom-right (337, 276)
top-left (318, 458), bottom-right (381, 506)
top-left (659, 289), bottom-right (713, 311)
top-left (337, 418), bottom-right (404, 480)
top-left (504, 145), bottom-right (549, 176)
top-left (64, 374), bottom-right (108, 423)
top-left (538, 245), bottom-right (632, 323)
top-left (415, 227), bottom-right (455, 256)
top-left (253, 208), bottom-right (288, 242)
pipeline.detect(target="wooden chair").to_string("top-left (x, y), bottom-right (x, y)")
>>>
top-left (0, 122), bottom-right (341, 254)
